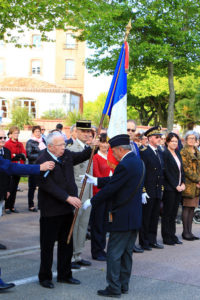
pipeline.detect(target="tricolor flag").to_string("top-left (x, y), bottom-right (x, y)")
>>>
top-left (103, 42), bottom-right (129, 169)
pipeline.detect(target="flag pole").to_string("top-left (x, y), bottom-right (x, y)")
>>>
top-left (67, 20), bottom-right (132, 244)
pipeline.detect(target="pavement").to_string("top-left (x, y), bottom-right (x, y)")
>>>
top-left (0, 183), bottom-right (200, 299)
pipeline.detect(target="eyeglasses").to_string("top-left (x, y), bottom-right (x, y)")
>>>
top-left (127, 129), bottom-right (136, 132)
top-left (0, 137), bottom-right (6, 140)
top-left (41, 129), bottom-right (45, 131)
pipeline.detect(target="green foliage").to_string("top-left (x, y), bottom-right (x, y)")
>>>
top-left (41, 109), bottom-right (67, 120)
top-left (175, 86), bottom-right (200, 130)
top-left (65, 111), bottom-right (84, 126)
top-left (10, 106), bottom-right (33, 129)
top-left (84, 93), bottom-right (109, 127)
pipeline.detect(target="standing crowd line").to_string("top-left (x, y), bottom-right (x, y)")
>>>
top-left (0, 120), bottom-right (200, 298)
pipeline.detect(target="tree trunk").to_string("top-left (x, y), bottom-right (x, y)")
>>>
top-left (167, 61), bottom-right (175, 131)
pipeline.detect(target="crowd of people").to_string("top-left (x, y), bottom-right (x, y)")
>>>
top-left (0, 119), bottom-right (200, 298)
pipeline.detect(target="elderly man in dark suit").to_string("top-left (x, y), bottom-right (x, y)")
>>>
top-left (36, 131), bottom-right (98, 289)
top-left (139, 126), bottom-right (164, 251)
top-left (83, 134), bottom-right (144, 298)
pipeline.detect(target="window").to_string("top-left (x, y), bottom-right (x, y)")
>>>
top-left (0, 98), bottom-right (8, 118)
top-left (65, 59), bottom-right (75, 79)
top-left (32, 35), bottom-right (41, 48)
top-left (0, 59), bottom-right (3, 75)
top-left (32, 60), bottom-right (41, 75)
top-left (70, 94), bottom-right (80, 112)
top-left (65, 33), bottom-right (76, 49)
top-left (18, 98), bottom-right (36, 118)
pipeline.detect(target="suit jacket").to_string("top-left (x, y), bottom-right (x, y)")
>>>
top-left (140, 145), bottom-right (164, 199)
top-left (91, 152), bottom-right (144, 232)
top-left (163, 148), bottom-right (185, 191)
top-left (0, 156), bottom-right (40, 176)
top-left (0, 147), bottom-right (11, 199)
top-left (68, 140), bottom-right (92, 201)
top-left (36, 147), bottom-right (92, 217)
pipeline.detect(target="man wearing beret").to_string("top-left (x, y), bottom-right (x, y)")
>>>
top-left (139, 126), bottom-right (164, 250)
top-left (83, 134), bottom-right (144, 298)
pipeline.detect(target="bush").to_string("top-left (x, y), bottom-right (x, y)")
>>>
top-left (65, 111), bottom-right (84, 126)
top-left (41, 109), bottom-right (67, 120)
top-left (10, 106), bottom-right (33, 129)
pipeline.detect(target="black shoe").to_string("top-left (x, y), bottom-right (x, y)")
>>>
top-left (0, 278), bottom-right (15, 290)
top-left (29, 207), bottom-right (38, 212)
top-left (150, 243), bottom-right (164, 249)
top-left (71, 262), bottom-right (81, 269)
top-left (40, 280), bottom-right (54, 289)
top-left (0, 243), bottom-right (7, 250)
top-left (76, 259), bottom-right (91, 266)
top-left (5, 209), bottom-right (11, 215)
top-left (58, 277), bottom-right (81, 285)
top-left (174, 239), bottom-right (183, 244)
top-left (86, 232), bottom-right (91, 240)
top-left (92, 256), bottom-right (106, 261)
top-left (142, 245), bottom-right (152, 251)
top-left (192, 235), bottom-right (200, 240)
top-left (133, 245), bottom-right (144, 253)
top-left (121, 288), bottom-right (128, 294)
top-left (163, 240), bottom-right (175, 245)
top-left (182, 233), bottom-right (194, 241)
top-left (10, 208), bottom-right (19, 213)
top-left (97, 288), bottom-right (121, 298)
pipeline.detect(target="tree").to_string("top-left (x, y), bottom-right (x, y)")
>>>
top-left (0, 0), bottom-right (111, 43)
top-left (175, 86), bottom-right (200, 130)
top-left (81, 1), bottom-right (200, 130)
top-left (128, 68), bottom-right (200, 127)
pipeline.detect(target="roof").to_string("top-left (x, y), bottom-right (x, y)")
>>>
top-left (0, 77), bottom-right (81, 95)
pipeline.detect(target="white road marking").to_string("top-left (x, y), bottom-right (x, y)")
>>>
top-left (13, 268), bottom-right (86, 286)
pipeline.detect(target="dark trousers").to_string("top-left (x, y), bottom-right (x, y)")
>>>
top-left (90, 202), bottom-right (107, 258)
top-left (139, 197), bottom-right (161, 247)
top-left (106, 230), bottom-right (137, 294)
top-left (38, 213), bottom-right (73, 282)
top-left (28, 175), bottom-right (37, 208)
top-left (5, 175), bottom-right (20, 210)
top-left (161, 190), bottom-right (181, 242)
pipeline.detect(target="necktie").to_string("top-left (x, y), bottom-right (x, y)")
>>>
top-left (57, 157), bottom-right (62, 164)
top-left (155, 149), bottom-right (161, 164)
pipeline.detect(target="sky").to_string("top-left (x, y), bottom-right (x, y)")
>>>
top-left (84, 47), bottom-right (112, 103)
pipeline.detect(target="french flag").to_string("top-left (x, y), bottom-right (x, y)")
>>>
top-left (103, 42), bottom-right (129, 169)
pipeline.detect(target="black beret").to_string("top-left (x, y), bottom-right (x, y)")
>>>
top-left (109, 134), bottom-right (130, 148)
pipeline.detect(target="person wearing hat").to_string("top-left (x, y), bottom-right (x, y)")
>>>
top-left (82, 134), bottom-right (144, 298)
top-left (139, 126), bottom-right (164, 251)
top-left (67, 120), bottom-right (93, 269)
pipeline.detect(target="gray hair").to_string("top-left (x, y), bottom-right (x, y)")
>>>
top-left (46, 131), bottom-right (62, 146)
top-left (70, 124), bottom-right (76, 132)
top-left (184, 130), bottom-right (199, 141)
top-left (127, 119), bottom-right (137, 126)
top-left (116, 145), bottom-right (131, 150)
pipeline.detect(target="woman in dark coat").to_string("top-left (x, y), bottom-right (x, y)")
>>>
top-left (161, 132), bottom-right (185, 245)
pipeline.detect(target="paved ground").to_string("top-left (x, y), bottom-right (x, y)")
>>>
top-left (1, 183), bottom-right (200, 299)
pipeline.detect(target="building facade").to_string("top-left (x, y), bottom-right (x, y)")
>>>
top-left (0, 29), bottom-right (85, 123)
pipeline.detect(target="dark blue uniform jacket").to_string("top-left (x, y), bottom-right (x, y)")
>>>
top-left (91, 152), bottom-right (144, 232)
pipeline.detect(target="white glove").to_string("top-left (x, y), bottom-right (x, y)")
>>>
top-left (79, 173), bottom-right (97, 186)
top-left (142, 193), bottom-right (150, 205)
top-left (82, 199), bottom-right (91, 210)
